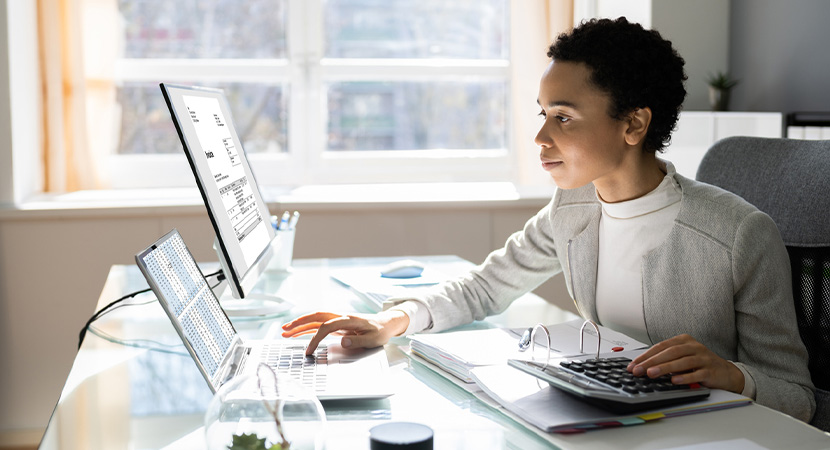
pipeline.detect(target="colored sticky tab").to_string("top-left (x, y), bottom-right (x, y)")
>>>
top-left (618, 417), bottom-right (646, 426)
top-left (638, 412), bottom-right (666, 421)
top-left (597, 421), bottom-right (623, 428)
top-left (555, 428), bottom-right (586, 434)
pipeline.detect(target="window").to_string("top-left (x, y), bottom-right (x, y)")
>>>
top-left (107, 0), bottom-right (513, 188)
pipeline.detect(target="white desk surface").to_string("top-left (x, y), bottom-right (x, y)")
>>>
top-left (40, 256), bottom-right (830, 449)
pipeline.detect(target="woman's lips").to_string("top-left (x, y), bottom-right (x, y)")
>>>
top-left (541, 160), bottom-right (562, 171)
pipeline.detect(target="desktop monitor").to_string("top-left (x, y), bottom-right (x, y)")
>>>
top-left (160, 83), bottom-right (289, 316)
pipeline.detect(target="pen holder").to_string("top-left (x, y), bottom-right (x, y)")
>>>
top-left (271, 228), bottom-right (295, 272)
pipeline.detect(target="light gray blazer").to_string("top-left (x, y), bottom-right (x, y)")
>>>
top-left (388, 172), bottom-right (816, 421)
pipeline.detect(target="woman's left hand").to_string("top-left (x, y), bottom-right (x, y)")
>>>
top-left (627, 334), bottom-right (745, 393)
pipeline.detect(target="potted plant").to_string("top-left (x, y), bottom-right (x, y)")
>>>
top-left (706, 72), bottom-right (739, 111)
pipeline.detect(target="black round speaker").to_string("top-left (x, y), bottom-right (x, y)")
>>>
top-left (369, 422), bottom-right (434, 450)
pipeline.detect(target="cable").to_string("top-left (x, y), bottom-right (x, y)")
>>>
top-left (86, 323), bottom-right (189, 357)
top-left (78, 268), bottom-right (225, 349)
top-left (78, 288), bottom-right (151, 349)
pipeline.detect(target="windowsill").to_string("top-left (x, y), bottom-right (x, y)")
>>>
top-left (0, 182), bottom-right (556, 219)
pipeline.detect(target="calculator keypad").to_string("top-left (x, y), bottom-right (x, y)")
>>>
top-left (560, 357), bottom-right (696, 395)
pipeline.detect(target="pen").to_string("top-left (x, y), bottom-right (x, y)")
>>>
top-left (518, 327), bottom-right (533, 352)
top-left (288, 211), bottom-right (300, 230)
top-left (279, 211), bottom-right (290, 230)
top-left (511, 327), bottom-right (561, 353)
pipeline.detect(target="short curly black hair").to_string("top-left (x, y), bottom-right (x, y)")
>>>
top-left (548, 17), bottom-right (687, 153)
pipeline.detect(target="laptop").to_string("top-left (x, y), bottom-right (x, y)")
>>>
top-left (135, 228), bottom-right (393, 399)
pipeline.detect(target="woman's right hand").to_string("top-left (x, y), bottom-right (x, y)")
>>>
top-left (281, 310), bottom-right (410, 355)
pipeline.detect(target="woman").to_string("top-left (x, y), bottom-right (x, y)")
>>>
top-left (282, 18), bottom-right (815, 421)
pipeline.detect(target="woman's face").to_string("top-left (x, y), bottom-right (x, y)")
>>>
top-left (535, 60), bottom-right (632, 191)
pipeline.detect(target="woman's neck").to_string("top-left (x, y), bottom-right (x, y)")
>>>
top-left (594, 153), bottom-right (665, 203)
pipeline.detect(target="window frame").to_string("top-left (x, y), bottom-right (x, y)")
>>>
top-left (108, 0), bottom-right (516, 189)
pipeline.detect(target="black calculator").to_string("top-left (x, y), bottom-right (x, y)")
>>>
top-left (508, 357), bottom-right (710, 414)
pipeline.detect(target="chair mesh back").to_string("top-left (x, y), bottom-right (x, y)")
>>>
top-left (789, 246), bottom-right (830, 391)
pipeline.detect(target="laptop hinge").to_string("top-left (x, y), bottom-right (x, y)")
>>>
top-left (217, 344), bottom-right (250, 388)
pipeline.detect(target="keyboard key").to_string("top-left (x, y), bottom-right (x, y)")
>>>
top-left (607, 357), bottom-right (632, 363)
top-left (263, 344), bottom-right (328, 391)
top-left (622, 386), bottom-right (640, 394)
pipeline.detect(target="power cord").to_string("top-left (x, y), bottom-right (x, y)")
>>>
top-left (77, 269), bottom-right (225, 349)
top-left (85, 297), bottom-right (189, 356)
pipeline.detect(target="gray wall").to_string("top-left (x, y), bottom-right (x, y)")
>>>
top-left (729, 0), bottom-right (830, 112)
top-left (652, 0), bottom-right (730, 111)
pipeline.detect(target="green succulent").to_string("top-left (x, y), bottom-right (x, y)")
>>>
top-left (706, 71), bottom-right (739, 90)
top-left (228, 432), bottom-right (288, 450)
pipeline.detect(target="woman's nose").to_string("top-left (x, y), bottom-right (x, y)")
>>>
top-left (534, 122), bottom-right (552, 148)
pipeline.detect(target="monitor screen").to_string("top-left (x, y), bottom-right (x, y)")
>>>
top-left (160, 84), bottom-right (275, 301)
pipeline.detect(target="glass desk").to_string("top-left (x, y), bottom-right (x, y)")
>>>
top-left (40, 256), bottom-right (829, 449)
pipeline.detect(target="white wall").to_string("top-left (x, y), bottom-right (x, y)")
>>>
top-left (0, 0), bottom-right (13, 204)
top-left (6, 0), bottom-right (42, 204)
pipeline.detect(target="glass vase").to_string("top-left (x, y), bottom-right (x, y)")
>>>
top-left (205, 364), bottom-right (327, 450)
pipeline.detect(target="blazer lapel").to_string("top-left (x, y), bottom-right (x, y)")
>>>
top-left (568, 210), bottom-right (601, 322)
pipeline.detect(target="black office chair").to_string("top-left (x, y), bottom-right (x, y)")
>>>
top-left (696, 136), bottom-right (830, 431)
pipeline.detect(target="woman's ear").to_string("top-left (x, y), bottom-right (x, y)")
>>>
top-left (624, 107), bottom-right (652, 147)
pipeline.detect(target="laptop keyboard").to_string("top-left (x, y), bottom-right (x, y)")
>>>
top-left (264, 344), bottom-right (328, 393)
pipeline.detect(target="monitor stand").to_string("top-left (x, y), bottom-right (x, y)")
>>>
top-left (212, 238), bottom-right (294, 319)
top-left (215, 284), bottom-right (293, 318)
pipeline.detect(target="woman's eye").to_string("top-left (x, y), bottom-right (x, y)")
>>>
top-left (556, 115), bottom-right (570, 123)
top-left (537, 110), bottom-right (546, 118)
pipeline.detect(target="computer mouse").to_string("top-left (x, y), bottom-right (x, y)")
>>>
top-left (380, 259), bottom-right (425, 279)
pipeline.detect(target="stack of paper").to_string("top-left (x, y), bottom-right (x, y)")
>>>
top-left (409, 319), bottom-right (649, 383)
top-left (470, 363), bottom-right (751, 433)
top-left (406, 320), bottom-right (751, 435)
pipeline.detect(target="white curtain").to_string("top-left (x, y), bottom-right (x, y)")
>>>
top-left (38, 0), bottom-right (118, 192)
top-left (511, 0), bottom-right (574, 186)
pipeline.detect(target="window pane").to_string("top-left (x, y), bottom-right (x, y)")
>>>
top-left (324, 0), bottom-right (508, 59)
top-left (116, 83), bottom-right (288, 155)
top-left (117, 0), bottom-right (287, 58)
top-left (327, 81), bottom-right (507, 151)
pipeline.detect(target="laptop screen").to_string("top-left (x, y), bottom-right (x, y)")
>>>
top-left (136, 229), bottom-right (237, 379)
